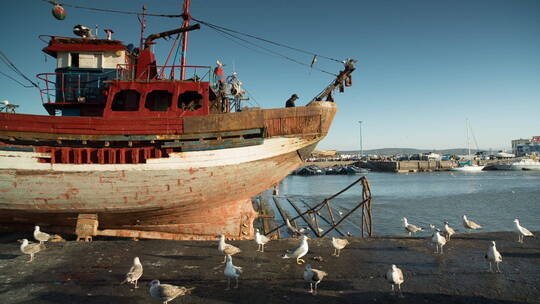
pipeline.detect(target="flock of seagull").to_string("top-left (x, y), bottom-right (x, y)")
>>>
top-left (401, 216), bottom-right (535, 275)
top-left (15, 217), bottom-right (535, 303)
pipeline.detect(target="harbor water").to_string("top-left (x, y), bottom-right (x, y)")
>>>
top-left (277, 170), bottom-right (540, 236)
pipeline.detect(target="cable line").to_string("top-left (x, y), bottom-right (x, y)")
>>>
top-left (40, 0), bottom-right (182, 18)
top-left (0, 71), bottom-right (35, 88)
top-left (202, 22), bottom-right (337, 76)
top-left (0, 51), bottom-right (39, 88)
top-left (192, 17), bottom-right (343, 64)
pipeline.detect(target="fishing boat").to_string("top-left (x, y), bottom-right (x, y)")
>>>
top-left (0, 2), bottom-right (355, 240)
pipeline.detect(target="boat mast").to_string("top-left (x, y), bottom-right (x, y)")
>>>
top-left (180, 0), bottom-right (191, 80)
top-left (466, 118), bottom-right (471, 160)
top-left (138, 6), bottom-right (147, 50)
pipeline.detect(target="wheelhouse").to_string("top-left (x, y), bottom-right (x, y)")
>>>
top-left (37, 35), bottom-right (215, 118)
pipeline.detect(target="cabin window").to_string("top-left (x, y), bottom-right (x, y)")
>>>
top-left (145, 90), bottom-right (172, 111)
top-left (111, 90), bottom-right (140, 111)
top-left (178, 91), bottom-right (203, 111)
top-left (71, 53), bottom-right (80, 68)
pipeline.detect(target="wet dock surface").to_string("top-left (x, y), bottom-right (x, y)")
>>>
top-left (1, 231), bottom-right (539, 303)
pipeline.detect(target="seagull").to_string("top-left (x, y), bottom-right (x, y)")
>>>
top-left (19, 239), bottom-right (45, 263)
top-left (34, 226), bottom-right (51, 245)
top-left (385, 264), bottom-right (404, 297)
top-left (432, 231), bottom-right (447, 254)
top-left (285, 218), bottom-right (307, 237)
top-left (255, 229), bottom-right (270, 252)
top-left (401, 217), bottom-right (423, 236)
top-left (485, 241), bottom-right (502, 273)
top-left (513, 219), bottom-right (534, 243)
top-left (443, 221), bottom-right (456, 240)
top-left (121, 257), bottom-right (143, 288)
top-left (149, 280), bottom-right (194, 304)
top-left (224, 255), bottom-right (243, 290)
top-left (218, 235), bottom-right (241, 263)
top-left (282, 235), bottom-right (309, 264)
top-left (331, 237), bottom-right (349, 257)
top-left (462, 215), bottom-right (482, 232)
top-left (303, 264), bottom-right (327, 295)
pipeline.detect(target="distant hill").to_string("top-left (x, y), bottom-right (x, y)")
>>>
top-left (339, 148), bottom-right (482, 156)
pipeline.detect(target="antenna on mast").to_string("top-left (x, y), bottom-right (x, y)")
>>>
top-left (180, 0), bottom-right (191, 80)
top-left (138, 5), bottom-right (147, 49)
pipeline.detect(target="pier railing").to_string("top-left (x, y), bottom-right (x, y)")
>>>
top-left (265, 176), bottom-right (373, 238)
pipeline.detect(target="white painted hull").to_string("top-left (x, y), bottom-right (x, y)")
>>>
top-left (451, 165), bottom-right (485, 172)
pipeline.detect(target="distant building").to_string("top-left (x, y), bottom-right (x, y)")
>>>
top-left (513, 136), bottom-right (540, 156)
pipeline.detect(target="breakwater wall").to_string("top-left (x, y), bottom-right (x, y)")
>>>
top-left (365, 160), bottom-right (455, 173)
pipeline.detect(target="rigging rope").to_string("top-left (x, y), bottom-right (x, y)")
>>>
top-left (202, 22), bottom-right (337, 76)
top-left (192, 17), bottom-right (343, 64)
top-left (40, 0), bottom-right (183, 18)
top-left (0, 70), bottom-right (35, 88)
top-left (0, 51), bottom-right (39, 88)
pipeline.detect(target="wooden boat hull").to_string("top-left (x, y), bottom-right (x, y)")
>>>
top-left (0, 102), bottom-right (336, 239)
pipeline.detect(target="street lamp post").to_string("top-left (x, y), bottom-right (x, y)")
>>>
top-left (359, 121), bottom-right (363, 160)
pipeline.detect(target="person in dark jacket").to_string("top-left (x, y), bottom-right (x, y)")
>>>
top-left (285, 94), bottom-right (299, 107)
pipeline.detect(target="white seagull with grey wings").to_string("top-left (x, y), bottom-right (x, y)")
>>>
top-left (513, 219), bottom-right (534, 243)
top-left (282, 235), bottom-right (309, 264)
top-left (255, 228), bottom-right (270, 252)
top-left (401, 217), bottom-right (423, 236)
top-left (485, 241), bottom-right (502, 273)
top-left (385, 264), bottom-right (404, 297)
top-left (224, 254), bottom-right (243, 290)
top-left (432, 231), bottom-right (447, 254)
top-left (33, 225), bottom-right (51, 244)
top-left (444, 221), bottom-right (456, 240)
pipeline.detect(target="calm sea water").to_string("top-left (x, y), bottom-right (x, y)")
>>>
top-left (274, 171), bottom-right (540, 236)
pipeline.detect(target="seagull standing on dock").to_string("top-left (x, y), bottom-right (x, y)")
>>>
top-left (121, 257), bottom-right (143, 288)
top-left (33, 226), bottom-right (51, 245)
top-left (462, 215), bottom-right (482, 232)
top-left (218, 235), bottom-right (241, 263)
top-left (149, 279), bottom-right (195, 304)
top-left (444, 221), bottom-right (456, 240)
top-left (255, 229), bottom-right (270, 252)
top-left (282, 235), bottom-right (309, 264)
top-left (432, 231), bottom-right (447, 254)
top-left (385, 264), bottom-right (404, 297)
top-left (485, 241), bottom-right (502, 273)
top-left (303, 264), bottom-right (327, 295)
top-left (224, 255), bottom-right (243, 290)
top-left (401, 218), bottom-right (423, 236)
top-left (331, 237), bottom-right (349, 257)
top-left (19, 239), bottom-right (45, 263)
top-left (513, 219), bottom-right (534, 243)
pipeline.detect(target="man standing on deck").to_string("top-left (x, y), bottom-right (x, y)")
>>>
top-left (285, 94), bottom-right (299, 107)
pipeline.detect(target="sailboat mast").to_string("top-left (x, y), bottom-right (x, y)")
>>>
top-left (180, 0), bottom-right (191, 80)
top-left (466, 118), bottom-right (471, 159)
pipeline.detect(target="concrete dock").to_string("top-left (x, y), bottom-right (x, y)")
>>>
top-left (1, 231), bottom-right (539, 303)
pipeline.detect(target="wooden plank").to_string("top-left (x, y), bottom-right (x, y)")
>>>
top-left (184, 110), bottom-right (264, 133)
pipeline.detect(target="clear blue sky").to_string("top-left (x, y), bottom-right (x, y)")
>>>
top-left (1, 0), bottom-right (539, 151)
